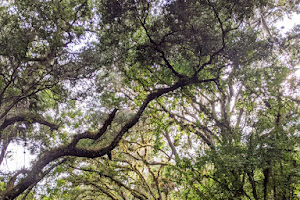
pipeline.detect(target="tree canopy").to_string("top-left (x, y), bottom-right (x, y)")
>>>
top-left (0, 0), bottom-right (299, 199)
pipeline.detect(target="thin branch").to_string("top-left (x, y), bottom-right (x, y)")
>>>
top-left (85, 182), bottom-right (118, 200)
top-left (194, 2), bottom-right (227, 75)
top-left (137, 16), bottom-right (186, 79)
top-left (70, 165), bottom-right (149, 200)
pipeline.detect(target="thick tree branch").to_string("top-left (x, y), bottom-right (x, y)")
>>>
top-left (163, 130), bottom-right (180, 160)
top-left (69, 108), bottom-right (118, 147)
top-left (0, 113), bottom-right (59, 132)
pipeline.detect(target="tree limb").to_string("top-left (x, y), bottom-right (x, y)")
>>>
top-left (0, 113), bottom-right (59, 132)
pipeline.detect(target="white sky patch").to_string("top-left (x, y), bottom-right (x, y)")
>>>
top-left (0, 142), bottom-right (36, 172)
top-left (276, 14), bottom-right (300, 78)
top-left (276, 14), bottom-right (300, 34)
top-left (67, 32), bottom-right (98, 53)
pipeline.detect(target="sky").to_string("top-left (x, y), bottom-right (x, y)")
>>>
top-left (278, 14), bottom-right (300, 78)
top-left (277, 14), bottom-right (300, 33)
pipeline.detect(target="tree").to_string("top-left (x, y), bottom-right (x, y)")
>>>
top-left (0, 0), bottom-right (299, 199)
top-left (160, 58), bottom-right (299, 199)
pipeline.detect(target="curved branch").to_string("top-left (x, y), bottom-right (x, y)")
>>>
top-left (0, 113), bottom-right (59, 132)
top-left (0, 83), bottom-right (57, 121)
top-left (88, 183), bottom-right (118, 200)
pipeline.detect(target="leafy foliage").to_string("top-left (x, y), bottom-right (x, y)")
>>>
top-left (0, 0), bottom-right (299, 199)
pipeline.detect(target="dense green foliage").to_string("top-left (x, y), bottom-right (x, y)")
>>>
top-left (0, 0), bottom-right (299, 199)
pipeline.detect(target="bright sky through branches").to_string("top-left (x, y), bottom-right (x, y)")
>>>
top-left (0, 12), bottom-right (299, 172)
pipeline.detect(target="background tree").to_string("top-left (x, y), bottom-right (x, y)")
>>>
top-left (0, 0), bottom-right (298, 199)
